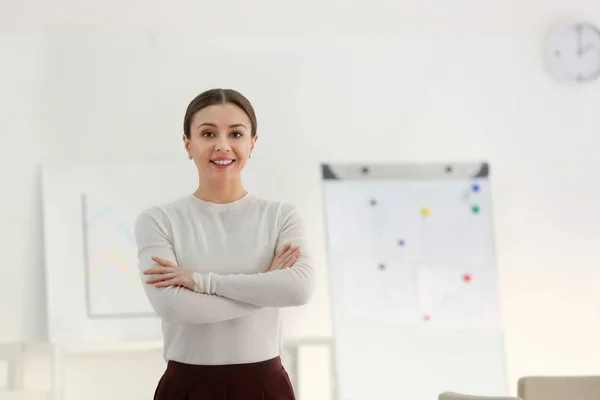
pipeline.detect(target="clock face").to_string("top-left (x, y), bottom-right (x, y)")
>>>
top-left (549, 22), bottom-right (600, 83)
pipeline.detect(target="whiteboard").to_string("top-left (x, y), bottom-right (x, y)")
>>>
top-left (40, 160), bottom-right (300, 345)
top-left (321, 162), bottom-right (507, 400)
top-left (41, 161), bottom-right (189, 344)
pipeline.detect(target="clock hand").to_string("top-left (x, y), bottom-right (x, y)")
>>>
top-left (577, 24), bottom-right (583, 55)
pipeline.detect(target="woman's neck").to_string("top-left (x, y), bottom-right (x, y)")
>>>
top-left (193, 180), bottom-right (248, 204)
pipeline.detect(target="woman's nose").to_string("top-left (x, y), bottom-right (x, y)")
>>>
top-left (214, 135), bottom-right (231, 151)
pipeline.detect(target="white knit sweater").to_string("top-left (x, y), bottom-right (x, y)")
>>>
top-left (134, 193), bottom-right (315, 365)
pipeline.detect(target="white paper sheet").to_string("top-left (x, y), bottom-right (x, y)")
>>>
top-left (416, 264), bottom-right (502, 329)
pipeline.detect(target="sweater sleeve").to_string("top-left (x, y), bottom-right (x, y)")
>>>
top-left (193, 202), bottom-right (316, 307)
top-left (134, 207), bottom-right (262, 324)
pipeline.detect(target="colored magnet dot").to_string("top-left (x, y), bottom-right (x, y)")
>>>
top-left (472, 184), bottom-right (480, 192)
top-left (463, 273), bottom-right (472, 283)
top-left (398, 239), bottom-right (405, 246)
top-left (421, 207), bottom-right (431, 217)
top-left (471, 205), bottom-right (480, 214)
top-left (370, 199), bottom-right (377, 206)
top-left (379, 263), bottom-right (386, 271)
top-left (445, 166), bottom-right (452, 173)
top-left (361, 166), bottom-right (370, 174)
top-left (424, 315), bottom-right (431, 321)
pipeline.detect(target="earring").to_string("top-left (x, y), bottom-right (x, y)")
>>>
top-left (188, 155), bottom-right (192, 160)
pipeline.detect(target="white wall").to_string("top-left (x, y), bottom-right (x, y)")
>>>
top-left (2, 0), bottom-right (600, 398)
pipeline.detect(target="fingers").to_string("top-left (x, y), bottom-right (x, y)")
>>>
top-left (143, 267), bottom-right (175, 275)
top-left (269, 244), bottom-right (301, 271)
top-left (153, 277), bottom-right (182, 288)
top-left (276, 244), bottom-right (298, 261)
top-left (144, 257), bottom-right (178, 275)
top-left (280, 247), bottom-right (300, 269)
top-left (287, 250), bottom-right (300, 267)
top-left (274, 243), bottom-right (292, 258)
top-left (145, 272), bottom-right (178, 284)
top-left (151, 256), bottom-right (178, 268)
top-left (269, 245), bottom-right (294, 271)
top-left (144, 266), bottom-right (192, 289)
top-left (268, 244), bottom-right (291, 271)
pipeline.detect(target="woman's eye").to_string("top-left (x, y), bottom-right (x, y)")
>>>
top-left (202, 131), bottom-right (214, 137)
top-left (231, 131), bottom-right (243, 138)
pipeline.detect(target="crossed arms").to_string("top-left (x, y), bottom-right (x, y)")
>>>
top-left (133, 202), bottom-right (315, 324)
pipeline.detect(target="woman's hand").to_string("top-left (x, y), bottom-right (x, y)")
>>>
top-left (268, 243), bottom-right (301, 271)
top-left (144, 257), bottom-right (195, 290)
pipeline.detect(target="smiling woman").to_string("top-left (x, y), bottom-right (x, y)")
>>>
top-left (183, 91), bottom-right (257, 193)
top-left (133, 89), bottom-right (314, 400)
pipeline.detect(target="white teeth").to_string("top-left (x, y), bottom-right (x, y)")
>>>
top-left (213, 160), bottom-right (233, 165)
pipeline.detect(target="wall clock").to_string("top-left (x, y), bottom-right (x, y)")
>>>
top-left (547, 21), bottom-right (600, 83)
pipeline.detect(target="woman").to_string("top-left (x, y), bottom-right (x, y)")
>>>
top-left (134, 88), bottom-right (315, 399)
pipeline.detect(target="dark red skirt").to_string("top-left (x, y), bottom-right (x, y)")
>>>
top-left (153, 356), bottom-right (296, 400)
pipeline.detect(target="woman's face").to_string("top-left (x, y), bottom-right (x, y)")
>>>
top-left (183, 103), bottom-right (257, 183)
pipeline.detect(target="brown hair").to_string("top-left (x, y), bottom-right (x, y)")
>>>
top-left (183, 88), bottom-right (257, 139)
